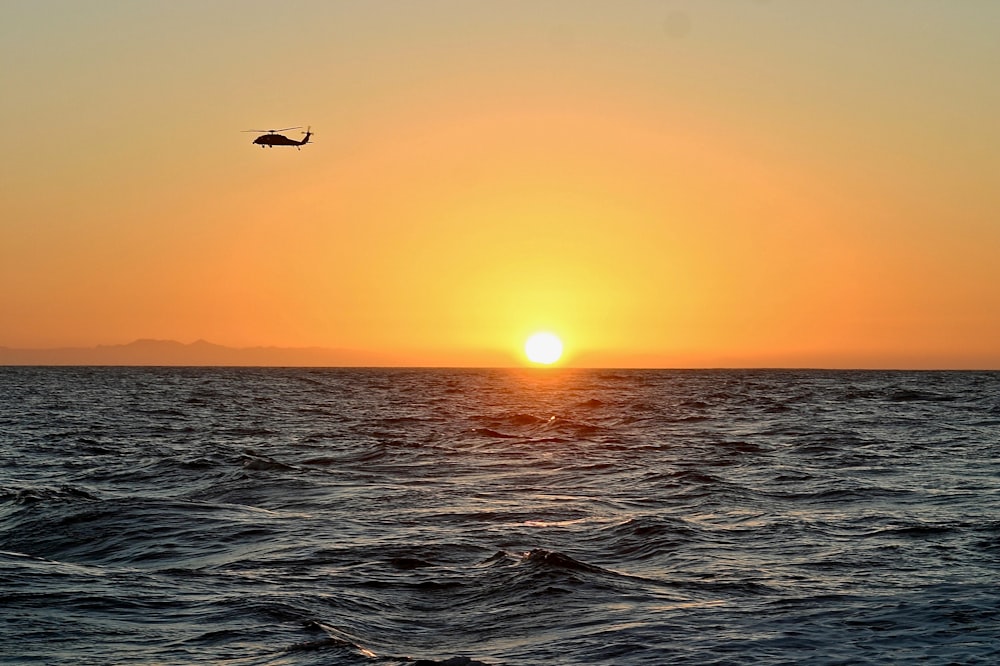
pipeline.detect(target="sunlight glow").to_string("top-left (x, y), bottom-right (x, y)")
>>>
top-left (525, 332), bottom-right (563, 365)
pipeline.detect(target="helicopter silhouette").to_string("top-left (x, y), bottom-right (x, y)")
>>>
top-left (244, 126), bottom-right (312, 149)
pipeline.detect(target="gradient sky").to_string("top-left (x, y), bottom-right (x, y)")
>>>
top-left (2, 1), bottom-right (999, 368)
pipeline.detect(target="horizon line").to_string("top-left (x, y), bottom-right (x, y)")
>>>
top-left (1, 338), bottom-right (998, 372)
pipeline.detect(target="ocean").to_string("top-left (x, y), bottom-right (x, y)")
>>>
top-left (2, 367), bottom-right (998, 665)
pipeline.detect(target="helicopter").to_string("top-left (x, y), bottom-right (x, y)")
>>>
top-left (244, 126), bottom-right (312, 149)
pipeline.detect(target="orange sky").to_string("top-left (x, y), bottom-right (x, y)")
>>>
top-left (2, 1), bottom-right (999, 368)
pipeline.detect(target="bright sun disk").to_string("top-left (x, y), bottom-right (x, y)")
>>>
top-left (525, 332), bottom-right (563, 365)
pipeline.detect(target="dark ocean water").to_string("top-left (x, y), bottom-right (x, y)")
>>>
top-left (2, 367), bottom-right (999, 665)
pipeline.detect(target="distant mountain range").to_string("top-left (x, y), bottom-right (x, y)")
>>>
top-left (0, 339), bottom-right (402, 367)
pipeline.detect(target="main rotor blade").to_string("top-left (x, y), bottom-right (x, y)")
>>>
top-left (242, 126), bottom-right (302, 133)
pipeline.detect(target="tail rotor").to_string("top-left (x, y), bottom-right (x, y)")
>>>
top-left (298, 126), bottom-right (313, 148)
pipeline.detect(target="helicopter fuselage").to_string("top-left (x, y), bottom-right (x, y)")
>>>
top-left (252, 130), bottom-right (311, 148)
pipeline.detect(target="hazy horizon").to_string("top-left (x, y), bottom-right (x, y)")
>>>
top-left (3, 1), bottom-right (999, 368)
top-left (1, 337), bottom-right (997, 370)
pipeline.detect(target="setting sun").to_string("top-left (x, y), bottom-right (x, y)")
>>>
top-left (525, 332), bottom-right (563, 365)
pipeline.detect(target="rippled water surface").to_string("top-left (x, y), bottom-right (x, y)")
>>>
top-left (2, 367), bottom-right (999, 665)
